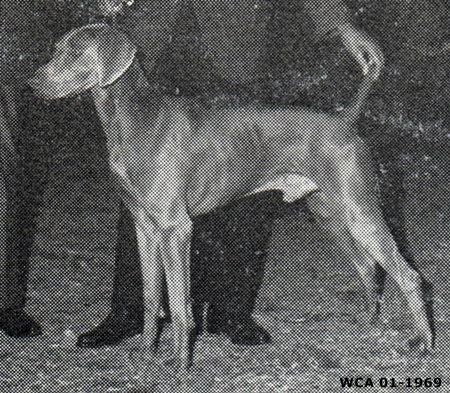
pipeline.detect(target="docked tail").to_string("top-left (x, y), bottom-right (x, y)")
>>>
top-left (341, 62), bottom-right (382, 124)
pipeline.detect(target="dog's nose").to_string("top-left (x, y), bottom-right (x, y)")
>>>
top-left (27, 76), bottom-right (39, 90)
top-left (27, 75), bottom-right (37, 84)
top-left (27, 70), bottom-right (46, 89)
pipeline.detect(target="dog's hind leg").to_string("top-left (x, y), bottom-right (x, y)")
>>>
top-left (160, 217), bottom-right (195, 372)
top-left (352, 246), bottom-right (387, 324)
top-left (306, 192), bottom-right (383, 321)
top-left (331, 137), bottom-right (434, 351)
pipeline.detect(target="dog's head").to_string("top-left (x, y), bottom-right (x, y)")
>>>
top-left (28, 24), bottom-right (137, 99)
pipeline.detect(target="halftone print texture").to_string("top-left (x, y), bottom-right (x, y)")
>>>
top-left (0, 0), bottom-right (448, 392)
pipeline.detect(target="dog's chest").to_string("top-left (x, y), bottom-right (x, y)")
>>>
top-left (99, 100), bottom-right (190, 228)
top-left (120, 129), bottom-right (189, 211)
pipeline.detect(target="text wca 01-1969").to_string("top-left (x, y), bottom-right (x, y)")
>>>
top-left (340, 377), bottom-right (442, 389)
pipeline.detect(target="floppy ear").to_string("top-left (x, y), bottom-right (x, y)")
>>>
top-left (97, 27), bottom-right (137, 87)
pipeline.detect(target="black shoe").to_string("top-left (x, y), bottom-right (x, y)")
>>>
top-left (214, 318), bottom-right (272, 346)
top-left (0, 308), bottom-right (43, 338)
top-left (206, 307), bottom-right (272, 346)
top-left (76, 309), bottom-right (144, 348)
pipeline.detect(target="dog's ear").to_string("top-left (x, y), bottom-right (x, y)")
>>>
top-left (97, 27), bottom-right (137, 87)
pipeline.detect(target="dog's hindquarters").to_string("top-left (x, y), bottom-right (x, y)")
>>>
top-left (304, 134), bottom-right (433, 350)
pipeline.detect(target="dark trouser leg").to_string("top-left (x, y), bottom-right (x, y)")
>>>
top-left (0, 86), bottom-right (61, 337)
top-left (2, 171), bottom-right (42, 309)
top-left (0, 175), bottom-right (44, 337)
top-left (1, 87), bottom-right (52, 310)
top-left (194, 191), bottom-right (283, 328)
top-left (110, 200), bottom-right (144, 319)
top-left (77, 200), bottom-right (160, 348)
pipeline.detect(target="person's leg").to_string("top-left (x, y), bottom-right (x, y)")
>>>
top-left (77, 201), bottom-right (146, 347)
top-left (0, 86), bottom-right (17, 309)
top-left (0, 86), bottom-right (53, 337)
top-left (110, 202), bottom-right (144, 317)
top-left (199, 191), bottom-right (284, 345)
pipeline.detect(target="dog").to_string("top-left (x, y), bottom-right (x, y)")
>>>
top-left (28, 24), bottom-right (434, 373)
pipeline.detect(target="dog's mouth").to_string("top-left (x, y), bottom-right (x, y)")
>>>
top-left (27, 76), bottom-right (50, 97)
top-left (27, 78), bottom-right (62, 100)
top-left (28, 74), bottom-right (93, 100)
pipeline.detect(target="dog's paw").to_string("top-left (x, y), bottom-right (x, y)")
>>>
top-left (407, 334), bottom-right (434, 355)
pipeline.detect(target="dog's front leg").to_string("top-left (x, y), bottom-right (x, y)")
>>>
top-left (134, 219), bottom-right (164, 382)
top-left (160, 216), bottom-right (195, 372)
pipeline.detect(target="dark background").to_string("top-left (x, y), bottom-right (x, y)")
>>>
top-left (3, 0), bottom-right (447, 178)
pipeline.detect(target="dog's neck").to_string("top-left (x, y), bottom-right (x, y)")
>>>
top-left (91, 60), bottom-right (163, 129)
top-left (90, 59), bottom-right (169, 156)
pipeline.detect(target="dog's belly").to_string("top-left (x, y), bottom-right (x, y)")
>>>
top-left (188, 171), bottom-right (319, 216)
top-left (186, 150), bottom-right (265, 216)
top-left (250, 174), bottom-right (319, 202)
top-left (185, 114), bottom-right (320, 216)
top-left (186, 156), bottom-right (319, 217)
